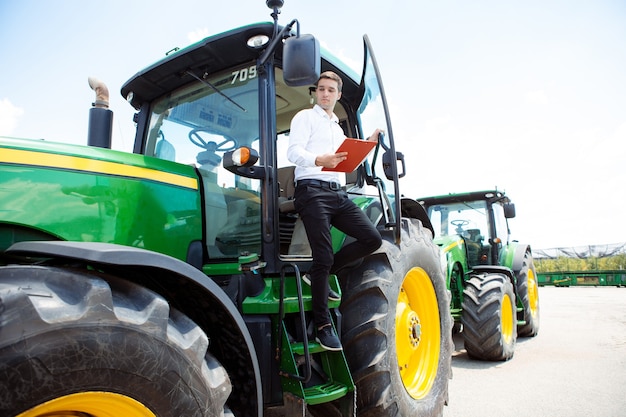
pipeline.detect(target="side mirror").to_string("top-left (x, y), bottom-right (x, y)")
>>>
top-left (283, 34), bottom-right (320, 87)
top-left (382, 150), bottom-right (406, 180)
top-left (504, 203), bottom-right (516, 219)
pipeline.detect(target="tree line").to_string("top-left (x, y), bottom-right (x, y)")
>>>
top-left (534, 253), bottom-right (626, 272)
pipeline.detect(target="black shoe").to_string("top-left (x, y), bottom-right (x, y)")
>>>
top-left (315, 325), bottom-right (343, 351)
top-left (302, 274), bottom-right (341, 302)
top-left (327, 289), bottom-right (341, 302)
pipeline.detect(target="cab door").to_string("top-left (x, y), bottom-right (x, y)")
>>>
top-left (351, 35), bottom-right (404, 243)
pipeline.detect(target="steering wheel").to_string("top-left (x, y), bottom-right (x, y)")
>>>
top-left (451, 219), bottom-right (469, 234)
top-left (188, 128), bottom-right (237, 152)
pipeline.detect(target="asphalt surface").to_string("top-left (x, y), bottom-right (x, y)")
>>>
top-left (443, 286), bottom-right (626, 417)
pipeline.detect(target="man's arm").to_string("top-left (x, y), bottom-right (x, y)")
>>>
top-left (287, 111), bottom-right (317, 167)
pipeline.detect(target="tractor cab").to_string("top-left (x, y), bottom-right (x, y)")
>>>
top-left (122, 21), bottom-right (404, 274)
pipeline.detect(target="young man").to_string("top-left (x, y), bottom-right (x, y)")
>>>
top-left (287, 71), bottom-right (382, 351)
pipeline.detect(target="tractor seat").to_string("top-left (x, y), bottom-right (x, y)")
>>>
top-left (465, 229), bottom-right (483, 244)
top-left (278, 166), bottom-right (296, 213)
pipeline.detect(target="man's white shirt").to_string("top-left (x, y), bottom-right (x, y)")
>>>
top-left (287, 104), bottom-right (346, 183)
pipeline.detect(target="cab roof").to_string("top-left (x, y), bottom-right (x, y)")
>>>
top-left (417, 190), bottom-right (511, 207)
top-left (121, 22), bottom-right (362, 111)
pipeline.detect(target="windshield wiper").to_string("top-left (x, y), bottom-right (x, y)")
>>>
top-left (185, 70), bottom-right (247, 113)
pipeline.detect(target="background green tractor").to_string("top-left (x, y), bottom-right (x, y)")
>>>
top-left (417, 190), bottom-right (540, 361)
top-left (0, 1), bottom-right (452, 416)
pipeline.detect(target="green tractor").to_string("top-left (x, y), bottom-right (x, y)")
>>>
top-left (0, 2), bottom-right (452, 416)
top-left (417, 190), bottom-right (540, 361)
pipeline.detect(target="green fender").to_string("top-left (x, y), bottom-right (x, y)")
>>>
top-left (433, 235), bottom-right (469, 287)
top-left (501, 241), bottom-right (531, 276)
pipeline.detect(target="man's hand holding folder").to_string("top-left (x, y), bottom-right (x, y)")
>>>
top-left (321, 129), bottom-right (383, 173)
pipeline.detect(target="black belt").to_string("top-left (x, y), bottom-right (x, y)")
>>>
top-left (296, 179), bottom-right (342, 191)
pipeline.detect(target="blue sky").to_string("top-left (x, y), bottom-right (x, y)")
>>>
top-left (1, 0), bottom-right (625, 249)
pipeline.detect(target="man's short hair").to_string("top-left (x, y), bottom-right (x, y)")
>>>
top-left (316, 71), bottom-right (343, 92)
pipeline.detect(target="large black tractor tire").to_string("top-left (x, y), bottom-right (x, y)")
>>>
top-left (461, 273), bottom-right (517, 361)
top-left (334, 223), bottom-right (452, 417)
top-left (516, 251), bottom-right (540, 337)
top-left (0, 265), bottom-right (231, 417)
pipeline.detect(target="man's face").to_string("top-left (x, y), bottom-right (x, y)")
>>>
top-left (315, 78), bottom-right (341, 112)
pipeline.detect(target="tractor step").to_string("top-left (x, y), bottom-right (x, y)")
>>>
top-left (248, 267), bottom-right (354, 408)
top-left (290, 340), bottom-right (326, 355)
top-left (279, 324), bottom-right (354, 406)
top-left (303, 381), bottom-right (349, 405)
top-left (242, 275), bottom-right (341, 314)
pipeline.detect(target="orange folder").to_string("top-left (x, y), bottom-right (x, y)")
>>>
top-left (322, 138), bottom-right (377, 173)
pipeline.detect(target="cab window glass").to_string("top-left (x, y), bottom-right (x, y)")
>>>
top-left (145, 63), bottom-right (262, 259)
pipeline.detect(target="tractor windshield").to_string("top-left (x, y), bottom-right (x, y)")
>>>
top-left (427, 200), bottom-right (488, 241)
top-left (144, 62), bottom-right (262, 258)
top-left (427, 200), bottom-right (491, 266)
top-left (428, 201), bottom-right (491, 266)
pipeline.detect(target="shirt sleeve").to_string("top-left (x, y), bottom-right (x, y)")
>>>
top-left (287, 110), bottom-right (318, 167)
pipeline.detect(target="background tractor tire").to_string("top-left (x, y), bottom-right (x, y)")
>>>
top-left (335, 222), bottom-right (453, 417)
top-left (0, 265), bottom-right (231, 417)
top-left (516, 251), bottom-right (541, 337)
top-left (461, 273), bottom-right (517, 361)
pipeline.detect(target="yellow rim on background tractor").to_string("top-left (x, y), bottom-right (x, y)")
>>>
top-left (395, 267), bottom-right (441, 399)
top-left (527, 268), bottom-right (539, 318)
top-left (17, 391), bottom-right (156, 417)
top-left (501, 293), bottom-right (514, 345)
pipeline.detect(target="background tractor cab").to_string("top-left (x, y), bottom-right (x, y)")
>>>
top-left (426, 191), bottom-right (516, 268)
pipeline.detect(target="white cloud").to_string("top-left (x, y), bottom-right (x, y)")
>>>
top-left (0, 98), bottom-right (24, 136)
top-left (187, 28), bottom-right (210, 44)
top-left (612, 122), bottom-right (626, 142)
top-left (425, 114), bottom-right (452, 128)
top-left (524, 89), bottom-right (549, 106)
top-left (318, 40), bottom-right (361, 74)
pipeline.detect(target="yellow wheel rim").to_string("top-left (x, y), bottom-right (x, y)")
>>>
top-left (395, 267), bottom-right (441, 399)
top-left (527, 268), bottom-right (539, 319)
top-left (17, 391), bottom-right (156, 417)
top-left (501, 293), bottom-right (514, 345)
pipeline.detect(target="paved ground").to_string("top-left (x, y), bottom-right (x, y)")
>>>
top-left (443, 286), bottom-right (626, 417)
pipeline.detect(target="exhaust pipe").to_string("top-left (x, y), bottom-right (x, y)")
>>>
top-left (87, 77), bottom-right (113, 148)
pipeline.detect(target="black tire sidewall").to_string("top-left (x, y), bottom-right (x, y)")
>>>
top-left (1, 326), bottom-right (210, 416)
top-left (0, 266), bottom-right (228, 417)
top-left (462, 273), bottom-right (517, 361)
top-left (516, 252), bottom-right (541, 337)
top-left (339, 223), bottom-right (452, 417)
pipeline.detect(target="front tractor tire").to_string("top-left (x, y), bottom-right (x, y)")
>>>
top-left (461, 273), bottom-right (517, 361)
top-left (339, 228), bottom-right (453, 417)
top-left (0, 265), bottom-right (231, 417)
